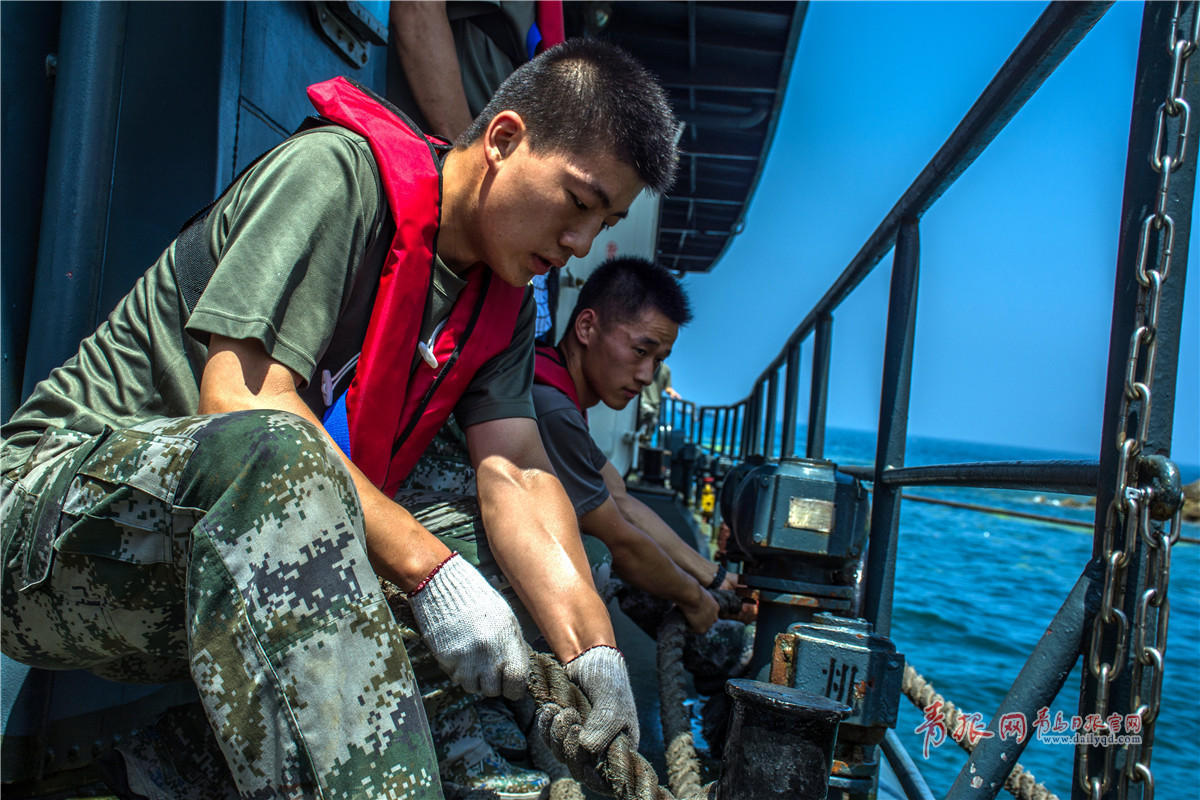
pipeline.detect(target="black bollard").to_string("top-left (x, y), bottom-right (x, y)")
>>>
top-left (718, 679), bottom-right (850, 800)
top-left (639, 445), bottom-right (669, 484)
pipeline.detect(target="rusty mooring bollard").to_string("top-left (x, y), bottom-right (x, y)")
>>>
top-left (717, 679), bottom-right (851, 800)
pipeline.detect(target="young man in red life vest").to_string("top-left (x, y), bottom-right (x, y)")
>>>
top-left (1, 41), bottom-right (677, 799)
top-left (531, 258), bottom-right (742, 630)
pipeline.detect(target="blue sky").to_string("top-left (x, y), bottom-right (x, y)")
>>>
top-left (669, 1), bottom-right (1199, 468)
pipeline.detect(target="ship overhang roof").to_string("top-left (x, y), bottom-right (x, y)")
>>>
top-left (597, 1), bottom-right (807, 273)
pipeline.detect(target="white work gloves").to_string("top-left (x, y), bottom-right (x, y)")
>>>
top-left (408, 554), bottom-right (528, 700)
top-left (565, 645), bottom-right (640, 752)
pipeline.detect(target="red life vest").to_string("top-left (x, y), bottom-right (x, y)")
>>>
top-left (533, 344), bottom-right (586, 424)
top-left (534, 1), bottom-right (565, 54)
top-left (309, 77), bottom-right (525, 495)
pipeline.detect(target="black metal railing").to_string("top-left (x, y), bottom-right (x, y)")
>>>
top-left (668, 3), bottom-right (1197, 800)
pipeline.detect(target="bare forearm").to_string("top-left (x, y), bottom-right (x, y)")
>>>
top-left (606, 532), bottom-right (707, 609)
top-left (582, 499), bottom-right (705, 609)
top-left (580, 492), bottom-right (717, 632)
top-left (389, 1), bottom-right (474, 140)
top-left (616, 493), bottom-right (718, 586)
top-left (600, 461), bottom-right (719, 586)
top-left (476, 458), bottom-right (615, 661)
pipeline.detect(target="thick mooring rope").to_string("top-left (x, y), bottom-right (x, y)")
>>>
top-left (527, 651), bottom-right (680, 800)
top-left (526, 718), bottom-right (587, 800)
top-left (902, 665), bottom-right (1058, 800)
top-left (521, 588), bottom-right (748, 800)
top-left (708, 589), bottom-right (750, 619)
top-left (657, 611), bottom-right (705, 799)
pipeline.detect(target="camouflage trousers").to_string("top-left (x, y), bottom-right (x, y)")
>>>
top-left (0, 410), bottom-right (441, 800)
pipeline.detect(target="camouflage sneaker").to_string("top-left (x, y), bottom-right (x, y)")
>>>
top-left (440, 744), bottom-right (549, 800)
top-left (476, 697), bottom-right (528, 760)
top-left (430, 695), bottom-right (547, 800)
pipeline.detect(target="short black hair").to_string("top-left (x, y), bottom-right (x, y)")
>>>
top-left (458, 38), bottom-right (679, 194)
top-left (567, 257), bottom-right (692, 335)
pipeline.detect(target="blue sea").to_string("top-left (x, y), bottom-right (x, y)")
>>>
top-left (703, 424), bottom-right (1199, 798)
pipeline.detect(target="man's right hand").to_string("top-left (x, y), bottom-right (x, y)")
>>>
top-left (565, 645), bottom-right (640, 753)
top-left (680, 584), bottom-right (720, 634)
top-left (408, 554), bottom-right (529, 700)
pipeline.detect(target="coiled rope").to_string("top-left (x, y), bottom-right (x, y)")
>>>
top-left (527, 650), bottom-right (683, 800)
top-left (657, 611), bottom-right (705, 799)
top-left (523, 588), bottom-right (746, 800)
top-left (656, 590), bottom-right (747, 797)
top-left (526, 713), bottom-right (586, 800)
top-left (902, 665), bottom-right (1058, 800)
top-left (521, 590), bottom-right (1055, 800)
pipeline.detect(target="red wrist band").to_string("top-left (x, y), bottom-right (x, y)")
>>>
top-left (410, 552), bottom-right (459, 596)
top-left (565, 643), bottom-right (623, 665)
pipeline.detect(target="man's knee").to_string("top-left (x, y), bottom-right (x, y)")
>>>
top-left (174, 410), bottom-right (355, 513)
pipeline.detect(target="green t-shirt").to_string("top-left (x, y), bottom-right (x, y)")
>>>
top-left (2, 127), bottom-right (535, 468)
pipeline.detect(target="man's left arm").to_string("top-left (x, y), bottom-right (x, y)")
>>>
top-left (465, 417), bottom-right (615, 661)
top-left (454, 290), bottom-right (612, 659)
top-left (600, 460), bottom-right (738, 592)
top-left (466, 418), bottom-right (641, 754)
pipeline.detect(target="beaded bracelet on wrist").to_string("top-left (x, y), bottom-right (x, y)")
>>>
top-left (565, 643), bottom-right (623, 665)
top-left (410, 552), bottom-right (459, 596)
top-left (706, 564), bottom-right (727, 591)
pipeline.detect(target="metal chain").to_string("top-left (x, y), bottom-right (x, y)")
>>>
top-left (1077, 5), bottom-right (1194, 798)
